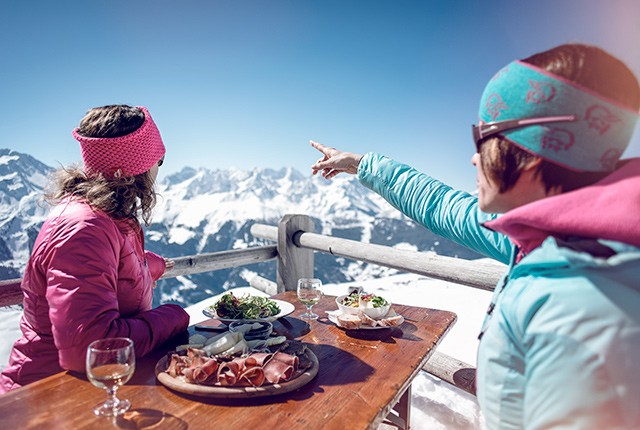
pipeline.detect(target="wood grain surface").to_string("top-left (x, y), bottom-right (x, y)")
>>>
top-left (0, 291), bottom-right (456, 430)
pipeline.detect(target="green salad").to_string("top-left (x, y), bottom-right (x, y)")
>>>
top-left (341, 291), bottom-right (388, 308)
top-left (213, 292), bottom-right (281, 320)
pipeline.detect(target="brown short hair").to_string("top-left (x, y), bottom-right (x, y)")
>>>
top-left (76, 105), bottom-right (145, 138)
top-left (480, 44), bottom-right (640, 193)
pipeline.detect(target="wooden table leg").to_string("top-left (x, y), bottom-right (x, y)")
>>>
top-left (383, 384), bottom-right (411, 429)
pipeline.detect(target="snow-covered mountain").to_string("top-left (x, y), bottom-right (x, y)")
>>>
top-left (0, 150), bottom-right (51, 279)
top-left (0, 148), bottom-right (481, 307)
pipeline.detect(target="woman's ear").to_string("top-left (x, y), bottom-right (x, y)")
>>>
top-left (521, 156), bottom-right (562, 197)
top-left (522, 156), bottom-right (543, 172)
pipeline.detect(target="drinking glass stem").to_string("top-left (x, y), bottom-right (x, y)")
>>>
top-left (106, 388), bottom-right (118, 408)
top-left (306, 305), bottom-right (313, 314)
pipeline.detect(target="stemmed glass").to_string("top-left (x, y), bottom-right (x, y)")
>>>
top-left (297, 278), bottom-right (323, 320)
top-left (86, 337), bottom-right (135, 416)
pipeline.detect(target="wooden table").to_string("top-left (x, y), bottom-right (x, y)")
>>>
top-left (0, 291), bottom-right (456, 430)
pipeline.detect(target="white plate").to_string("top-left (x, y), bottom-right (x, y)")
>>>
top-left (326, 310), bottom-right (405, 330)
top-left (202, 299), bottom-right (295, 323)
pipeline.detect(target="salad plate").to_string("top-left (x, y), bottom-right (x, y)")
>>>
top-left (202, 299), bottom-right (295, 323)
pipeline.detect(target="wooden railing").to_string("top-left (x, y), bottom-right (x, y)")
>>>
top-left (0, 278), bottom-right (22, 308)
top-left (0, 246), bottom-right (278, 308)
top-left (250, 215), bottom-right (503, 292)
top-left (0, 214), bottom-right (506, 395)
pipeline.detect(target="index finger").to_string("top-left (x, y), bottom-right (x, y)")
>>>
top-left (309, 140), bottom-right (331, 155)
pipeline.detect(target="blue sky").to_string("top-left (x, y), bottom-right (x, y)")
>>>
top-left (2, 0), bottom-right (639, 191)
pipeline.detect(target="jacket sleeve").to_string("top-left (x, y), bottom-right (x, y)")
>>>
top-left (145, 250), bottom-right (167, 281)
top-left (358, 152), bottom-right (512, 264)
top-left (44, 216), bottom-right (189, 373)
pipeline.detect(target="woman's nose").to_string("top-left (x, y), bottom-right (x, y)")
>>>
top-left (471, 152), bottom-right (480, 166)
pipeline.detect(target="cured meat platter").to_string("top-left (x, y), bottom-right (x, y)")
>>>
top-left (155, 349), bottom-right (319, 398)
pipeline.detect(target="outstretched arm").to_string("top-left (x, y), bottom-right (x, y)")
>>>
top-left (309, 140), bottom-right (511, 262)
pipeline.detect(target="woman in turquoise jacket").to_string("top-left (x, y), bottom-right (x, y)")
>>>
top-left (310, 44), bottom-right (640, 429)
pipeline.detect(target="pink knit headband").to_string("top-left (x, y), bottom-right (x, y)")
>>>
top-left (72, 106), bottom-right (166, 178)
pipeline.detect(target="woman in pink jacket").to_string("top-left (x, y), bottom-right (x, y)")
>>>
top-left (0, 105), bottom-right (190, 393)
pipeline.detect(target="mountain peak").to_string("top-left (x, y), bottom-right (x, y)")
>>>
top-left (0, 149), bottom-right (52, 203)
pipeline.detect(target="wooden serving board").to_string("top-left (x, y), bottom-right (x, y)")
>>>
top-left (154, 349), bottom-right (319, 398)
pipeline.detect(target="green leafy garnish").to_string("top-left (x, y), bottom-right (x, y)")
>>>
top-left (341, 291), bottom-right (388, 308)
top-left (213, 292), bottom-right (281, 320)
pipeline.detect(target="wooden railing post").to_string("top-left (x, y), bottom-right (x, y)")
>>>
top-left (0, 278), bottom-right (23, 308)
top-left (277, 214), bottom-right (315, 292)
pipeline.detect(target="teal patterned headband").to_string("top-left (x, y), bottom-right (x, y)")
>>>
top-left (478, 61), bottom-right (639, 171)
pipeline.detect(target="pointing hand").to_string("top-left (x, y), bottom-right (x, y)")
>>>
top-left (310, 140), bottom-right (363, 179)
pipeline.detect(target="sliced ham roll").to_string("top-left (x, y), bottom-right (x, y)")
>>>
top-left (168, 354), bottom-right (192, 378)
top-left (248, 352), bottom-right (274, 366)
top-left (272, 352), bottom-right (299, 368)
top-left (181, 367), bottom-right (196, 382)
top-left (263, 357), bottom-right (295, 384)
top-left (238, 366), bottom-right (265, 387)
top-left (191, 357), bottom-right (220, 384)
top-left (217, 360), bottom-right (241, 386)
top-left (166, 354), bottom-right (181, 378)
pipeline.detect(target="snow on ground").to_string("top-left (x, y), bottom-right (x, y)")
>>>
top-left (0, 306), bottom-right (22, 372)
top-left (0, 273), bottom-right (491, 429)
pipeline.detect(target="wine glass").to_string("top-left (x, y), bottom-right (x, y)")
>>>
top-left (297, 278), bottom-right (322, 320)
top-left (86, 337), bottom-right (135, 417)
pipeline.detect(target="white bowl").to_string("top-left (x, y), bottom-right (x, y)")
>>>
top-left (336, 295), bottom-right (391, 319)
top-left (228, 321), bottom-right (273, 340)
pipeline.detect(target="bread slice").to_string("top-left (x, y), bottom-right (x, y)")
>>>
top-left (337, 313), bottom-right (362, 330)
top-left (358, 311), bottom-right (378, 327)
top-left (377, 314), bottom-right (403, 327)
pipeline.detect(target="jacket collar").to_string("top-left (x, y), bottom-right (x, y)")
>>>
top-left (484, 158), bottom-right (640, 254)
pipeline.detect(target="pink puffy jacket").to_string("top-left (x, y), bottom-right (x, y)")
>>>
top-left (0, 198), bottom-right (190, 393)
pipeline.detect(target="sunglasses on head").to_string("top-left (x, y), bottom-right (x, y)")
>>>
top-left (471, 115), bottom-right (576, 153)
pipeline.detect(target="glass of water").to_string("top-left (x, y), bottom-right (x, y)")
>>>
top-left (86, 337), bottom-right (135, 416)
top-left (297, 278), bottom-right (322, 320)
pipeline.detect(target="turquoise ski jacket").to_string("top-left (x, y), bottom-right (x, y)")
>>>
top-left (358, 152), bottom-right (640, 430)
